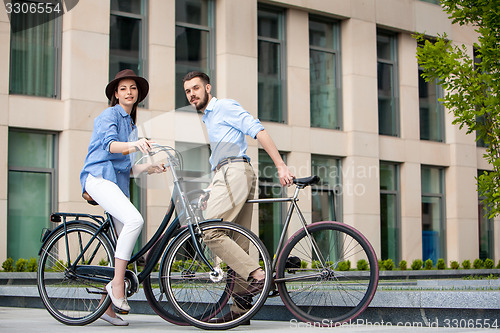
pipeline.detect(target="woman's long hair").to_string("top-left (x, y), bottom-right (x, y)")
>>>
top-left (109, 85), bottom-right (142, 124)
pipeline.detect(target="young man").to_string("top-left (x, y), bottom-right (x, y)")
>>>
top-left (183, 71), bottom-right (295, 323)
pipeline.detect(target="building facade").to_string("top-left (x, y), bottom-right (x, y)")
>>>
top-left (1, 0), bottom-right (497, 266)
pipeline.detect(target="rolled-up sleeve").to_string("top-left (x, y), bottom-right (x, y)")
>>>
top-left (99, 109), bottom-right (120, 152)
top-left (223, 100), bottom-right (264, 139)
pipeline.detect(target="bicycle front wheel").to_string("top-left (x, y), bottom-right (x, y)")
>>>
top-left (37, 223), bottom-right (114, 325)
top-left (276, 221), bottom-right (379, 326)
top-left (163, 221), bottom-right (272, 330)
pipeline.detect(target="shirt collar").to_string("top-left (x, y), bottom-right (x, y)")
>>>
top-left (204, 97), bottom-right (217, 113)
top-left (115, 104), bottom-right (131, 118)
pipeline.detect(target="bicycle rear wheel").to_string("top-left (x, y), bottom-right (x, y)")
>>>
top-left (276, 221), bottom-right (378, 326)
top-left (163, 221), bottom-right (272, 330)
top-left (37, 223), bottom-right (114, 325)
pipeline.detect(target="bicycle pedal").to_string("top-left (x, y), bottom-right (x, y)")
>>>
top-left (86, 288), bottom-right (107, 295)
top-left (268, 290), bottom-right (280, 297)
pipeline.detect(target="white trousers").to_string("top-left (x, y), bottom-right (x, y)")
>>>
top-left (85, 174), bottom-right (144, 261)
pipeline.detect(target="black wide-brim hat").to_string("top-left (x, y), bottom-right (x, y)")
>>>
top-left (105, 69), bottom-right (149, 102)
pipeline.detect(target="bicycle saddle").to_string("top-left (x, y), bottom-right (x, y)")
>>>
top-left (293, 175), bottom-right (320, 187)
top-left (82, 191), bottom-right (98, 206)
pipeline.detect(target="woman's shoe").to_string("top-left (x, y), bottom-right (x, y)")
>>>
top-left (101, 313), bottom-right (129, 326)
top-left (106, 282), bottom-right (131, 314)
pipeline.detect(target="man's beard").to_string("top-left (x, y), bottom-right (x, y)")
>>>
top-left (195, 93), bottom-right (209, 111)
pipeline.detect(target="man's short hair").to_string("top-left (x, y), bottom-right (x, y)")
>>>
top-left (183, 71), bottom-right (210, 85)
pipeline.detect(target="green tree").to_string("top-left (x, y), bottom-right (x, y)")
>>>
top-left (416, 1), bottom-right (500, 217)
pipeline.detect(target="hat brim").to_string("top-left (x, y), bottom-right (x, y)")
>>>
top-left (105, 75), bottom-right (149, 103)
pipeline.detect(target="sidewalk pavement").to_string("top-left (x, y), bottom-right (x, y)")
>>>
top-left (0, 306), bottom-right (492, 333)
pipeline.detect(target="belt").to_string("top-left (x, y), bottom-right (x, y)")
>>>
top-left (215, 156), bottom-right (250, 172)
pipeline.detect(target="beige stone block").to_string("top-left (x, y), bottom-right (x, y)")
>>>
top-left (146, 205), bottom-right (172, 238)
top-left (216, 54), bottom-right (258, 114)
top-left (286, 9), bottom-right (308, 69)
top-left (61, 30), bottom-right (108, 102)
top-left (347, 131), bottom-right (379, 158)
top-left (0, 21), bottom-right (9, 94)
top-left (271, 0), bottom-right (351, 18)
top-left (476, 148), bottom-right (491, 171)
top-left (0, 94), bottom-right (7, 125)
top-left (342, 156), bottom-right (380, 215)
top-left (444, 110), bottom-right (475, 145)
top-left (62, 0), bottom-right (109, 34)
top-left (290, 126), bottom-right (310, 153)
top-left (260, 122), bottom-right (293, 152)
top-left (419, 141), bottom-right (449, 166)
top-left (9, 95), bottom-right (64, 130)
top-left (402, 140), bottom-right (421, 164)
top-left (445, 166), bottom-right (478, 219)
top-left (139, 109), bottom-right (175, 142)
top-left (400, 162), bottom-right (422, 218)
top-left (64, 99), bottom-right (107, 131)
top-left (287, 151), bottom-right (311, 181)
top-left (449, 143), bottom-right (477, 168)
top-left (147, 185), bottom-right (172, 211)
top-left (310, 129), bottom-right (347, 157)
top-left (287, 67), bottom-right (309, 127)
top-left (400, 216), bottom-right (422, 261)
top-left (341, 19), bottom-right (377, 77)
top-left (149, 44), bottom-right (175, 112)
top-left (342, 75), bottom-right (378, 133)
top-left (217, 0), bottom-right (257, 57)
top-left (58, 130), bottom-right (92, 203)
top-left (446, 217), bottom-right (479, 262)
top-left (414, 1), bottom-right (452, 37)
top-left (175, 111), bottom-right (208, 144)
top-left (343, 214), bottom-right (380, 255)
top-left (150, 0), bottom-right (174, 47)
top-left (399, 87), bottom-right (420, 140)
top-left (0, 3), bottom-right (8, 23)
top-left (451, 23), bottom-right (479, 46)
top-left (0, 199), bottom-right (7, 262)
top-left (399, 34), bottom-right (419, 88)
top-left (375, 0), bottom-right (414, 32)
top-left (379, 136), bottom-right (405, 162)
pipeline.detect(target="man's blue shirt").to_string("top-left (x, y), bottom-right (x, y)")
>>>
top-left (80, 104), bottom-right (137, 197)
top-left (202, 97), bottom-right (265, 170)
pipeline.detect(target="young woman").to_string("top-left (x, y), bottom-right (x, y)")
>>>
top-left (80, 69), bottom-right (165, 326)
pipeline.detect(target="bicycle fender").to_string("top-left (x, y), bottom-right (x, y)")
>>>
top-left (38, 220), bottom-right (113, 256)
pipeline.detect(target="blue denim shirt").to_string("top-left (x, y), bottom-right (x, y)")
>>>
top-left (202, 97), bottom-right (264, 170)
top-left (80, 104), bottom-right (137, 197)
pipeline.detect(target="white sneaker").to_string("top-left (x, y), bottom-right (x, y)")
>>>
top-left (101, 313), bottom-right (129, 326)
top-left (106, 282), bottom-right (131, 313)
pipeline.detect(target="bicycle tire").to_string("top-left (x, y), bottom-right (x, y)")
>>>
top-left (163, 221), bottom-right (272, 330)
top-left (276, 221), bottom-right (379, 326)
top-left (37, 222), bottom-right (114, 325)
top-left (143, 233), bottom-right (188, 326)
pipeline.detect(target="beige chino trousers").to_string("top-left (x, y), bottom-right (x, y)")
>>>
top-left (203, 161), bottom-right (260, 312)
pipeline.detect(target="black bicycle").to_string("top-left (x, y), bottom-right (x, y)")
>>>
top-left (37, 144), bottom-right (272, 330)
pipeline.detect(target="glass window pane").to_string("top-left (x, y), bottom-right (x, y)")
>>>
top-left (419, 69), bottom-right (443, 141)
top-left (258, 8), bottom-right (280, 39)
top-left (380, 163), bottom-right (396, 191)
top-left (8, 171), bottom-right (51, 260)
top-left (311, 155), bottom-right (340, 223)
top-left (258, 41), bottom-right (282, 122)
top-left (380, 193), bottom-right (398, 260)
top-left (111, 0), bottom-right (142, 14)
top-left (8, 131), bottom-right (54, 169)
top-left (421, 196), bottom-right (442, 262)
top-left (176, 0), bottom-right (209, 26)
top-left (421, 167), bottom-right (442, 194)
top-left (377, 34), bottom-right (393, 61)
top-left (309, 20), bottom-right (336, 49)
top-left (10, 10), bottom-right (58, 97)
top-left (310, 50), bottom-right (338, 129)
top-left (175, 26), bottom-right (210, 108)
top-left (110, 15), bottom-right (141, 79)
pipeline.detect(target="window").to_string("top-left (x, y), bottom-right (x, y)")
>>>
top-left (311, 155), bottom-right (341, 222)
top-left (175, 0), bottom-right (215, 110)
top-left (258, 5), bottom-right (286, 123)
top-left (380, 162), bottom-right (400, 261)
top-left (309, 16), bottom-right (341, 130)
top-left (109, 0), bottom-right (147, 82)
top-left (478, 170), bottom-right (494, 260)
top-left (258, 150), bottom-right (287, 254)
top-left (9, 0), bottom-right (62, 98)
top-left (421, 166), bottom-right (446, 263)
top-left (377, 31), bottom-right (399, 136)
top-left (8, 129), bottom-right (57, 261)
top-left (418, 41), bottom-right (444, 142)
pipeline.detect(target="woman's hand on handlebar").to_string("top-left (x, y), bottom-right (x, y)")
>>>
top-left (147, 162), bottom-right (167, 175)
top-left (132, 138), bottom-right (155, 154)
